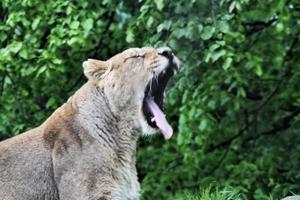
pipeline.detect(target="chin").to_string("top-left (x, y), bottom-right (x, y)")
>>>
top-left (138, 113), bottom-right (158, 136)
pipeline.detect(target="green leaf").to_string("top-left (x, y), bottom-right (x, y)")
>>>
top-left (223, 57), bottom-right (233, 70)
top-left (218, 20), bottom-right (230, 33)
top-left (211, 49), bottom-right (226, 62)
top-left (197, 24), bottom-right (204, 32)
top-left (200, 26), bottom-right (215, 40)
top-left (31, 17), bottom-right (41, 30)
top-left (126, 29), bottom-right (135, 43)
top-left (177, 132), bottom-right (185, 145)
top-left (237, 87), bottom-right (246, 98)
top-left (157, 21), bottom-right (171, 32)
top-left (46, 97), bottom-right (57, 109)
top-left (195, 136), bottom-right (203, 145)
top-left (209, 44), bottom-right (220, 52)
top-left (154, 0), bottom-right (164, 11)
top-left (198, 119), bottom-right (208, 131)
top-left (70, 21), bottom-right (80, 29)
top-left (9, 42), bottom-right (23, 53)
top-left (67, 37), bottom-right (79, 45)
top-left (52, 58), bottom-right (62, 65)
top-left (19, 49), bottom-right (29, 59)
top-left (146, 16), bottom-right (154, 28)
top-left (66, 6), bottom-right (72, 15)
top-left (229, 1), bottom-right (236, 13)
top-left (82, 18), bottom-right (94, 32)
top-left (36, 66), bottom-right (47, 76)
top-left (255, 65), bottom-right (263, 76)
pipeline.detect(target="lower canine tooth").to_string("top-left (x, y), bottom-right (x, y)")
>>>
top-left (151, 118), bottom-right (155, 122)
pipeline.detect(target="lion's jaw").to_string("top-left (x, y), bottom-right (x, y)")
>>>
top-left (83, 47), bottom-right (180, 140)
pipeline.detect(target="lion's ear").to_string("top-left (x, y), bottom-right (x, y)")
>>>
top-left (83, 59), bottom-right (108, 80)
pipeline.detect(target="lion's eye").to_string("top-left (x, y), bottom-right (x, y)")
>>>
top-left (124, 55), bottom-right (145, 62)
top-left (130, 55), bottom-right (145, 58)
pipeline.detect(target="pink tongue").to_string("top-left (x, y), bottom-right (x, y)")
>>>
top-left (146, 99), bottom-right (173, 140)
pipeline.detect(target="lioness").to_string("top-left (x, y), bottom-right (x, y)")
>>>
top-left (0, 47), bottom-right (180, 200)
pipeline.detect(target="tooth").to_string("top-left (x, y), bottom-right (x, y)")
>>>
top-left (173, 68), bottom-right (177, 75)
top-left (151, 118), bottom-right (155, 122)
top-left (162, 70), bottom-right (166, 74)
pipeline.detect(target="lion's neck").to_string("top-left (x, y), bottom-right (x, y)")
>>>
top-left (73, 82), bottom-right (139, 165)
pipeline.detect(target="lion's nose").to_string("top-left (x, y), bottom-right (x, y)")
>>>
top-left (158, 47), bottom-right (173, 60)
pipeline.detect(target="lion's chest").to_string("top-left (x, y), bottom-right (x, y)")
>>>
top-left (112, 164), bottom-right (140, 200)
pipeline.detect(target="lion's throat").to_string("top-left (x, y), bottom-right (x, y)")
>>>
top-left (146, 99), bottom-right (173, 140)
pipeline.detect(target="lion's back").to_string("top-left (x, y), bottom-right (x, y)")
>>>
top-left (0, 128), bottom-right (59, 200)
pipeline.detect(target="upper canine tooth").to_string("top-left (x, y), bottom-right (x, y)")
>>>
top-left (172, 68), bottom-right (177, 75)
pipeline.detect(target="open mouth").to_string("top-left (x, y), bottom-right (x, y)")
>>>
top-left (142, 57), bottom-right (178, 140)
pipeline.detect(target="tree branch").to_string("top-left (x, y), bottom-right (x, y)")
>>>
top-left (205, 31), bottom-right (300, 154)
top-left (244, 17), bottom-right (278, 36)
top-left (0, 7), bottom-right (8, 22)
top-left (207, 146), bottom-right (230, 175)
top-left (0, 75), bottom-right (5, 96)
top-left (220, 84), bottom-right (263, 101)
top-left (243, 107), bottom-right (300, 144)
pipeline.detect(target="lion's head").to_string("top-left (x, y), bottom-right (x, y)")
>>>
top-left (82, 47), bottom-right (180, 140)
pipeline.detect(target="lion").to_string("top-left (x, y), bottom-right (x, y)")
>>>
top-left (0, 47), bottom-right (180, 200)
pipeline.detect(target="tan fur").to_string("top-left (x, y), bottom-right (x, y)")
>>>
top-left (0, 47), bottom-right (180, 200)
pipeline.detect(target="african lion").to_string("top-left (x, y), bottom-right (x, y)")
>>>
top-left (0, 47), bottom-right (180, 200)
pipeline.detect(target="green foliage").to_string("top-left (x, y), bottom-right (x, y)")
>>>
top-left (0, 0), bottom-right (129, 138)
top-left (1, 0), bottom-right (300, 199)
top-left (174, 186), bottom-right (242, 200)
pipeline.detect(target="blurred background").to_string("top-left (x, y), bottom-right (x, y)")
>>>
top-left (0, 0), bottom-right (300, 199)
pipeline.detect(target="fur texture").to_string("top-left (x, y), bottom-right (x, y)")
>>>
top-left (0, 47), bottom-right (180, 200)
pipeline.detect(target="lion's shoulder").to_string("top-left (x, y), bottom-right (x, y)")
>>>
top-left (42, 100), bottom-right (82, 155)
